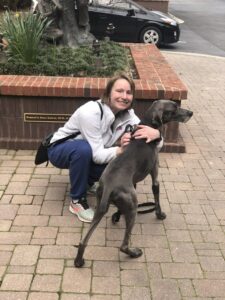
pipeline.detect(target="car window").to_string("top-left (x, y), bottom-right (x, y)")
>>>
top-left (91, 0), bottom-right (140, 12)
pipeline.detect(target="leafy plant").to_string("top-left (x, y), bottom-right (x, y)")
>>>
top-left (0, 40), bottom-right (136, 78)
top-left (0, 11), bottom-right (51, 63)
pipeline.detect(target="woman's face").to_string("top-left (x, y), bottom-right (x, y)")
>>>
top-left (109, 78), bottom-right (133, 114)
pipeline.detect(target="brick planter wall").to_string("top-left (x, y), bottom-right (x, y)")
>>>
top-left (0, 44), bottom-right (188, 152)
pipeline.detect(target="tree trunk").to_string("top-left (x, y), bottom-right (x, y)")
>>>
top-left (60, 0), bottom-right (94, 47)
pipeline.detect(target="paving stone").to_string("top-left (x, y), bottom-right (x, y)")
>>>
top-left (62, 268), bottom-right (91, 293)
top-left (0, 292), bottom-right (27, 300)
top-left (193, 279), bottom-right (225, 297)
top-left (121, 269), bottom-right (149, 287)
top-left (0, 174), bottom-right (12, 185)
top-left (31, 274), bottom-right (61, 292)
top-left (26, 186), bottom-right (46, 196)
top-left (10, 245), bottom-right (40, 266)
top-left (122, 287), bottom-right (151, 300)
top-left (31, 238), bottom-right (55, 245)
top-left (92, 276), bottom-right (120, 294)
top-left (161, 263), bottom-right (203, 279)
top-left (178, 279), bottom-right (196, 297)
top-left (60, 294), bottom-right (90, 300)
top-left (169, 242), bottom-right (198, 263)
top-left (33, 227), bottom-right (58, 239)
top-left (45, 187), bottom-right (67, 201)
top-left (0, 195), bottom-right (12, 204)
top-left (49, 216), bottom-right (81, 227)
top-left (151, 279), bottom-right (181, 300)
top-left (36, 259), bottom-right (64, 274)
top-left (85, 246), bottom-right (118, 261)
top-left (93, 261), bottom-right (120, 277)
top-left (0, 251), bottom-right (12, 265)
top-left (0, 266), bottom-right (6, 278)
top-left (201, 231), bottom-right (225, 243)
top-left (13, 215), bottom-right (49, 226)
top-left (40, 246), bottom-right (75, 259)
top-left (28, 292), bottom-right (59, 300)
top-left (166, 230), bottom-right (191, 242)
top-left (141, 223), bottom-right (165, 235)
top-left (131, 234), bottom-right (168, 248)
top-left (82, 227), bottom-right (106, 246)
top-left (0, 232), bottom-right (32, 244)
top-left (11, 195), bottom-right (33, 204)
top-left (0, 273), bottom-right (33, 291)
top-left (7, 266), bottom-right (35, 274)
top-left (0, 220), bottom-right (12, 231)
top-left (145, 248), bottom-right (172, 262)
top-left (11, 174), bottom-right (31, 182)
top-left (29, 178), bottom-right (49, 187)
top-left (91, 295), bottom-right (119, 300)
top-left (199, 256), bottom-right (225, 272)
top-left (147, 262), bottom-right (162, 279)
top-left (18, 205), bottom-right (41, 215)
top-left (0, 205), bottom-right (18, 220)
top-left (5, 182), bottom-right (28, 195)
top-left (55, 232), bottom-right (82, 246)
top-left (40, 201), bottom-right (63, 216)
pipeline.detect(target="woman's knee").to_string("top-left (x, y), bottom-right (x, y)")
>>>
top-left (71, 140), bottom-right (92, 161)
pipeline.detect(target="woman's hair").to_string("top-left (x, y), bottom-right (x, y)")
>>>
top-left (101, 73), bottom-right (135, 107)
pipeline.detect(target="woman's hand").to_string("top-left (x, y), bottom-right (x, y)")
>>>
top-left (120, 132), bottom-right (132, 147)
top-left (133, 125), bottom-right (160, 143)
top-left (116, 132), bottom-right (132, 156)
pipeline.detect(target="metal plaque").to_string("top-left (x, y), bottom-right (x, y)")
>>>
top-left (24, 113), bottom-right (71, 123)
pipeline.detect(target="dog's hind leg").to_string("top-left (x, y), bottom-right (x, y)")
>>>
top-left (150, 160), bottom-right (166, 220)
top-left (119, 193), bottom-right (143, 258)
top-left (74, 210), bottom-right (106, 267)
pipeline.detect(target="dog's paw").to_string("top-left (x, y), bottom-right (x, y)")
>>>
top-left (129, 247), bottom-right (143, 258)
top-left (112, 211), bottom-right (121, 224)
top-left (74, 258), bottom-right (85, 268)
top-left (121, 246), bottom-right (143, 258)
top-left (156, 211), bottom-right (166, 220)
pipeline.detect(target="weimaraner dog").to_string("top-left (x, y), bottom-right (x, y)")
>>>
top-left (75, 100), bottom-right (193, 267)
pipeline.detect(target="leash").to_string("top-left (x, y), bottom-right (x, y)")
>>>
top-left (138, 202), bottom-right (156, 214)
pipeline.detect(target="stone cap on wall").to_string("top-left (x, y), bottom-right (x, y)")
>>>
top-left (0, 44), bottom-right (187, 101)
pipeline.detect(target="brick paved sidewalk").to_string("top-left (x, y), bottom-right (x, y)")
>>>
top-left (0, 53), bottom-right (225, 300)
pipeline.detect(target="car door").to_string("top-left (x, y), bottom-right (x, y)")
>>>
top-left (89, 0), bottom-right (138, 41)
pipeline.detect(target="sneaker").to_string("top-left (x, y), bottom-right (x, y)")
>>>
top-left (69, 198), bottom-right (94, 223)
top-left (87, 182), bottom-right (99, 195)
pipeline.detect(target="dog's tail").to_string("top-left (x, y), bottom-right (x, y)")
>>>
top-left (97, 187), bottom-right (112, 215)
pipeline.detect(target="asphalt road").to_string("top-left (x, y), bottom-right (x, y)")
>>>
top-left (161, 0), bottom-right (225, 57)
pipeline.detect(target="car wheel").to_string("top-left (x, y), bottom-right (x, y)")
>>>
top-left (140, 26), bottom-right (162, 46)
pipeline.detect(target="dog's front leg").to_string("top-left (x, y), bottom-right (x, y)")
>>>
top-left (152, 184), bottom-right (166, 220)
top-left (151, 161), bottom-right (166, 220)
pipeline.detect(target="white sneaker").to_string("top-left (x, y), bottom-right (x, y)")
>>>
top-left (69, 198), bottom-right (94, 223)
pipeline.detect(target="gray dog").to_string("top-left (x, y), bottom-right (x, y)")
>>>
top-left (75, 100), bottom-right (193, 267)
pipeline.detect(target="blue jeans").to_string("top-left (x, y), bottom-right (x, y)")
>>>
top-left (48, 140), bottom-right (107, 199)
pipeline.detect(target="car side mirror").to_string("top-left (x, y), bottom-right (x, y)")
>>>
top-left (127, 9), bottom-right (135, 17)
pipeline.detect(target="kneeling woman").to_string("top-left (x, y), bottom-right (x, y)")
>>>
top-left (48, 73), bottom-right (161, 223)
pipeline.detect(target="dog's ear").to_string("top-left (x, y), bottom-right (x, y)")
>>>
top-left (150, 110), bottom-right (163, 128)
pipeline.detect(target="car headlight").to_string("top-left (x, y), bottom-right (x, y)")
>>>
top-left (160, 17), bottom-right (177, 26)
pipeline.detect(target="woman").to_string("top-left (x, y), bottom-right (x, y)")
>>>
top-left (48, 73), bottom-right (161, 223)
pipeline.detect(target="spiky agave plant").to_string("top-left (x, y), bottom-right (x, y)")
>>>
top-left (0, 11), bottom-right (51, 63)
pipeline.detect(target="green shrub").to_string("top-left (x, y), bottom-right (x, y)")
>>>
top-left (0, 11), bottom-right (51, 63)
top-left (0, 41), bottom-right (132, 77)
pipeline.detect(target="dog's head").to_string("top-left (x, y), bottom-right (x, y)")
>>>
top-left (142, 100), bottom-right (193, 128)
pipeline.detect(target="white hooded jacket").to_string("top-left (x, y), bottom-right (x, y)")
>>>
top-left (50, 100), bottom-right (140, 164)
